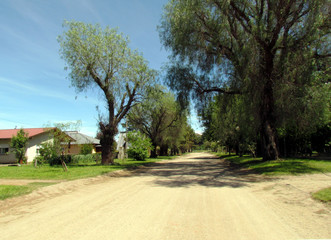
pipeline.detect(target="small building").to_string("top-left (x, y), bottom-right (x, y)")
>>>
top-left (0, 128), bottom-right (100, 164)
top-left (64, 131), bottom-right (100, 155)
top-left (0, 128), bottom-right (54, 164)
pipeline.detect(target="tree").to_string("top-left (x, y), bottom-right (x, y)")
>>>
top-left (202, 93), bottom-right (257, 155)
top-left (159, 0), bottom-right (329, 160)
top-left (10, 129), bottom-right (29, 164)
top-left (58, 21), bottom-right (156, 165)
top-left (179, 123), bottom-right (196, 153)
top-left (127, 85), bottom-right (182, 157)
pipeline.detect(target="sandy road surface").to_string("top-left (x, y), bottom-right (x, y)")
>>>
top-left (0, 152), bottom-right (330, 240)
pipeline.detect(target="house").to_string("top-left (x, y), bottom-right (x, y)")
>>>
top-left (0, 128), bottom-right (54, 164)
top-left (64, 131), bottom-right (100, 155)
top-left (0, 128), bottom-right (100, 164)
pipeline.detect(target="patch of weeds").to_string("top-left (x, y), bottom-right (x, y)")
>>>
top-left (312, 187), bottom-right (331, 202)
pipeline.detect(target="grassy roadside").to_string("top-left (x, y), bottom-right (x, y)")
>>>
top-left (217, 153), bottom-right (331, 203)
top-left (0, 156), bottom-right (175, 200)
top-left (0, 157), bottom-right (174, 181)
top-left (312, 187), bottom-right (331, 203)
top-left (0, 182), bottom-right (56, 200)
top-left (217, 154), bottom-right (331, 175)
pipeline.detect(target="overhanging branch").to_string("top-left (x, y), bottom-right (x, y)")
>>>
top-left (192, 78), bottom-right (242, 95)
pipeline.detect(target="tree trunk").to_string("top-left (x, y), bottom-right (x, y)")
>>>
top-left (160, 144), bottom-right (168, 156)
top-left (259, 79), bottom-right (279, 161)
top-left (100, 125), bottom-right (117, 165)
top-left (257, 47), bottom-right (279, 161)
top-left (150, 142), bottom-right (158, 158)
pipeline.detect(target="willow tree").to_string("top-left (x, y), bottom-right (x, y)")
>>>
top-left (159, 0), bottom-right (329, 160)
top-left (58, 21), bottom-right (156, 164)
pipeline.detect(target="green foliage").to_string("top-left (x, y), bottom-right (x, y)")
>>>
top-left (34, 142), bottom-right (57, 166)
top-left (203, 141), bottom-right (211, 150)
top-left (58, 20), bottom-right (156, 165)
top-left (159, 0), bottom-right (330, 160)
top-left (49, 155), bottom-right (72, 166)
top-left (10, 129), bottom-right (29, 164)
top-left (178, 124), bottom-right (196, 153)
top-left (312, 187), bottom-right (331, 202)
top-left (127, 131), bottom-right (153, 161)
top-left (127, 85), bottom-right (185, 157)
top-left (80, 144), bottom-right (93, 155)
top-left (72, 153), bottom-right (101, 164)
top-left (210, 142), bottom-right (218, 152)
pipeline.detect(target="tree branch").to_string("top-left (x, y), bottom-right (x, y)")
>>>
top-left (192, 77), bottom-right (242, 95)
top-left (115, 82), bottom-right (139, 125)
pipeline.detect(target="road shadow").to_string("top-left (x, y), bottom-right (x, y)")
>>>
top-left (137, 154), bottom-right (276, 188)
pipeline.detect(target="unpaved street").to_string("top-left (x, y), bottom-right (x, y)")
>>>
top-left (0, 152), bottom-right (330, 239)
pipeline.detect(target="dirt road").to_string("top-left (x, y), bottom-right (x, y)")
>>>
top-left (0, 152), bottom-right (330, 239)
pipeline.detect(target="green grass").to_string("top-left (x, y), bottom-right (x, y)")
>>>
top-left (0, 156), bottom-right (174, 181)
top-left (312, 187), bottom-right (331, 202)
top-left (0, 156), bottom-right (176, 200)
top-left (0, 182), bottom-right (55, 200)
top-left (218, 154), bottom-right (331, 175)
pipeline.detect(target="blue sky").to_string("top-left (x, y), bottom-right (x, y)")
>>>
top-left (0, 0), bottom-right (203, 136)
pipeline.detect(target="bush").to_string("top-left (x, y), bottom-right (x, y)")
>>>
top-left (127, 131), bottom-right (153, 161)
top-left (80, 144), bottom-right (93, 155)
top-left (34, 142), bottom-right (58, 166)
top-left (72, 153), bottom-right (100, 164)
top-left (49, 155), bottom-right (72, 166)
top-left (33, 156), bottom-right (46, 166)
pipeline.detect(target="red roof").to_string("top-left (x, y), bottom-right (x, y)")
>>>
top-left (0, 128), bottom-right (54, 139)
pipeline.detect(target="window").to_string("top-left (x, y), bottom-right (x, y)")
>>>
top-left (0, 148), bottom-right (9, 154)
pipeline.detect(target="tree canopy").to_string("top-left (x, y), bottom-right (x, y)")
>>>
top-left (127, 85), bottom-right (183, 157)
top-left (159, 0), bottom-right (330, 160)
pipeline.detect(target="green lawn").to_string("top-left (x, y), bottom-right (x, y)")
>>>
top-left (0, 157), bottom-right (173, 181)
top-left (0, 156), bottom-right (176, 200)
top-left (218, 154), bottom-right (331, 175)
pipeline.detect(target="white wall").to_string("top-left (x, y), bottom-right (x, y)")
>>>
top-left (26, 133), bottom-right (52, 163)
top-left (0, 133), bottom-right (52, 164)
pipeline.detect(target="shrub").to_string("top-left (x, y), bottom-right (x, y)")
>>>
top-left (80, 144), bottom-right (93, 155)
top-left (49, 155), bottom-right (72, 166)
top-left (127, 131), bottom-right (153, 161)
top-left (34, 142), bottom-right (58, 166)
top-left (33, 156), bottom-right (46, 166)
top-left (72, 154), bottom-right (100, 164)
